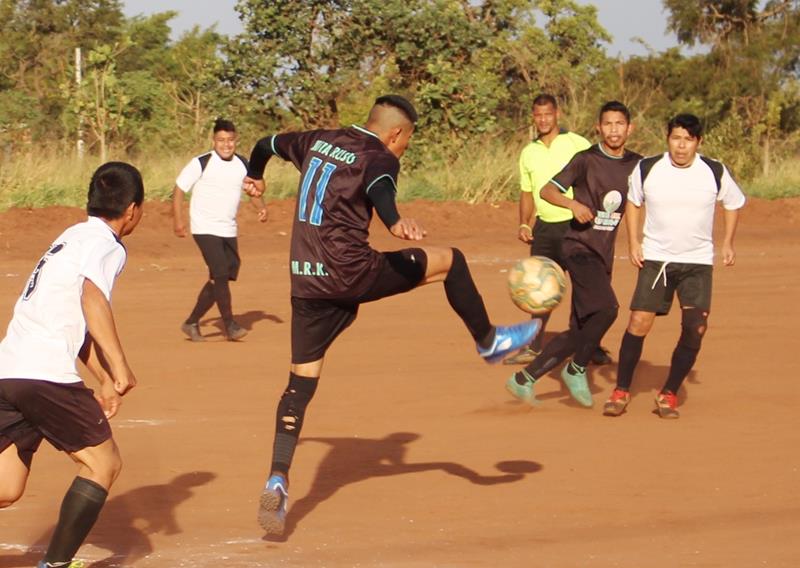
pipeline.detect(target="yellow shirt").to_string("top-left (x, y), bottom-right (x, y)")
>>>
top-left (519, 130), bottom-right (591, 223)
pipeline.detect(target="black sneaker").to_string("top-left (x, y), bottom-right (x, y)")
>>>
top-left (225, 320), bottom-right (248, 341)
top-left (590, 346), bottom-right (613, 365)
top-left (181, 322), bottom-right (205, 342)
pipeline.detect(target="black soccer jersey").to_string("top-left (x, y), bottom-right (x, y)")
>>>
top-left (271, 125), bottom-right (400, 299)
top-left (551, 144), bottom-right (642, 272)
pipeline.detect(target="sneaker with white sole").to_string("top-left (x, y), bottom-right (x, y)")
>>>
top-left (478, 320), bottom-right (542, 364)
top-left (258, 474), bottom-right (289, 535)
top-left (181, 322), bottom-right (205, 342)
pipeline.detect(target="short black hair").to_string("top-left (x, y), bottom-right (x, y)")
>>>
top-left (599, 100), bottom-right (631, 123)
top-left (213, 118), bottom-right (236, 133)
top-left (667, 113), bottom-right (703, 139)
top-left (87, 162), bottom-right (144, 219)
top-left (532, 94), bottom-right (558, 109)
top-left (374, 94), bottom-right (418, 124)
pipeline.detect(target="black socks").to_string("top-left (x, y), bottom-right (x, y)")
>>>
top-left (271, 373), bottom-right (319, 478)
top-left (43, 477), bottom-right (108, 565)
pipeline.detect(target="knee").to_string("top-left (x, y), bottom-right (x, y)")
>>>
top-left (679, 307), bottom-right (708, 349)
top-left (628, 311), bottom-right (654, 335)
top-left (0, 482), bottom-right (25, 508)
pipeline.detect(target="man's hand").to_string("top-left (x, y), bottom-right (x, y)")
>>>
top-left (257, 208), bottom-right (268, 223)
top-left (94, 380), bottom-right (122, 419)
top-left (113, 364), bottom-right (137, 396)
top-left (518, 224), bottom-right (533, 244)
top-left (570, 202), bottom-right (595, 224)
top-left (243, 176), bottom-right (265, 197)
top-left (629, 241), bottom-right (644, 268)
top-left (173, 220), bottom-right (188, 238)
top-left (722, 242), bottom-right (736, 266)
top-left (389, 218), bottom-right (427, 241)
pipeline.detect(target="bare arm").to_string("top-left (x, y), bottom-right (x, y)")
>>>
top-left (518, 191), bottom-right (535, 243)
top-left (540, 183), bottom-right (593, 223)
top-left (78, 334), bottom-right (120, 418)
top-left (721, 208), bottom-right (740, 266)
top-left (81, 278), bottom-right (136, 397)
top-left (625, 201), bottom-right (644, 267)
top-left (172, 187), bottom-right (187, 237)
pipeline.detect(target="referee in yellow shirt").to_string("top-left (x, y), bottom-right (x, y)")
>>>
top-left (505, 94), bottom-right (610, 366)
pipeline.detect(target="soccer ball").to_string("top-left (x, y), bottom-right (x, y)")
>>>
top-left (507, 256), bottom-right (567, 314)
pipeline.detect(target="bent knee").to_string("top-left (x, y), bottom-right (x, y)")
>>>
top-left (628, 311), bottom-right (655, 335)
top-left (0, 485), bottom-right (25, 508)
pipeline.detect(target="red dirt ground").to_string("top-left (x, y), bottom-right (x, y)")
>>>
top-left (0, 197), bottom-right (799, 567)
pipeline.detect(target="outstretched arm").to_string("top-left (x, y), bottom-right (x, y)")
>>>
top-left (81, 279), bottom-right (137, 400)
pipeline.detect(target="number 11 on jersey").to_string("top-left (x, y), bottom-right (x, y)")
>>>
top-left (298, 156), bottom-right (337, 226)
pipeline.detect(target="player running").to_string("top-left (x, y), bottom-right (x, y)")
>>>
top-left (0, 162), bottom-right (143, 568)
top-left (242, 95), bottom-right (540, 536)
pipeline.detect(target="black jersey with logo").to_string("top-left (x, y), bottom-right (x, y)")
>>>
top-left (551, 144), bottom-right (642, 272)
top-left (272, 125), bottom-right (400, 299)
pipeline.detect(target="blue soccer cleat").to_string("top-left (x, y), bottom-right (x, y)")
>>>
top-left (478, 319), bottom-right (542, 364)
top-left (258, 474), bottom-right (289, 535)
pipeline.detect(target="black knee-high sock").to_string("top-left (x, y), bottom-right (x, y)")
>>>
top-left (522, 330), bottom-right (578, 381)
top-left (43, 477), bottom-right (108, 564)
top-left (187, 281), bottom-right (215, 324)
top-left (271, 373), bottom-right (319, 479)
top-left (443, 248), bottom-right (492, 344)
top-left (531, 311), bottom-right (551, 352)
top-left (572, 307), bottom-right (618, 368)
top-left (663, 344), bottom-right (700, 394)
top-left (616, 331), bottom-right (645, 390)
top-left (212, 277), bottom-right (234, 323)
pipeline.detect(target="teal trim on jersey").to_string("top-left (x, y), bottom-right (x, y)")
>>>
top-left (597, 143), bottom-right (624, 160)
top-left (365, 173), bottom-right (397, 194)
top-left (352, 124), bottom-right (380, 139)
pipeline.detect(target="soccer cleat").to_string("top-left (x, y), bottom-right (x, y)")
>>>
top-left (502, 346), bottom-right (541, 365)
top-left (258, 474), bottom-right (289, 535)
top-left (603, 388), bottom-right (631, 416)
top-left (37, 561), bottom-right (86, 568)
top-left (180, 322), bottom-right (205, 342)
top-left (590, 346), bottom-right (613, 365)
top-left (505, 370), bottom-right (539, 404)
top-left (560, 361), bottom-right (593, 407)
top-left (655, 391), bottom-right (680, 419)
top-left (225, 320), bottom-right (248, 341)
top-left (478, 320), bottom-right (542, 364)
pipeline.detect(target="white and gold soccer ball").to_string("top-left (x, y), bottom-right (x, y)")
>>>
top-left (507, 256), bottom-right (567, 314)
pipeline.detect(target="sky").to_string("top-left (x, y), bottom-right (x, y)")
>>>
top-left (121, 0), bottom-right (682, 58)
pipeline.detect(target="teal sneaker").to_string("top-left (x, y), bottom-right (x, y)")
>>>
top-left (258, 474), bottom-right (289, 535)
top-left (560, 361), bottom-right (593, 407)
top-left (505, 370), bottom-right (539, 404)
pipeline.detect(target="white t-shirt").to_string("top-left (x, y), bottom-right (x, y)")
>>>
top-left (0, 217), bottom-right (127, 384)
top-left (176, 151), bottom-right (248, 237)
top-left (627, 153), bottom-right (746, 265)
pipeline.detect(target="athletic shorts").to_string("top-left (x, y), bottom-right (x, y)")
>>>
top-left (530, 219), bottom-right (570, 269)
top-left (193, 234), bottom-right (241, 281)
top-left (291, 248), bottom-right (426, 363)
top-left (0, 379), bottom-right (112, 469)
top-left (630, 261), bottom-right (713, 315)
top-left (563, 253), bottom-right (618, 328)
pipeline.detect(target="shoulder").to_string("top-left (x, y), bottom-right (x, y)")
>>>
top-left (561, 131), bottom-right (591, 147)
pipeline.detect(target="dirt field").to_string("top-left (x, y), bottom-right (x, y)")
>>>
top-left (1, 197), bottom-right (799, 567)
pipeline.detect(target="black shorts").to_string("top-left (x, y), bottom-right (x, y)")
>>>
top-left (530, 219), bottom-right (570, 269)
top-left (193, 234), bottom-right (241, 281)
top-left (563, 253), bottom-right (618, 328)
top-left (0, 379), bottom-right (112, 469)
top-left (630, 261), bottom-right (713, 315)
top-left (291, 248), bottom-right (426, 363)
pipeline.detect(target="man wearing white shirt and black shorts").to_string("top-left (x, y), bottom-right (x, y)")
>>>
top-left (173, 119), bottom-right (267, 341)
top-left (603, 113), bottom-right (746, 419)
top-left (0, 162), bottom-right (143, 568)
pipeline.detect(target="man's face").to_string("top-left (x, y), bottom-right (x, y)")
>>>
top-left (667, 126), bottom-right (701, 167)
top-left (597, 111), bottom-right (632, 152)
top-left (213, 130), bottom-right (237, 160)
top-left (387, 125), bottom-right (414, 158)
top-left (532, 103), bottom-right (558, 137)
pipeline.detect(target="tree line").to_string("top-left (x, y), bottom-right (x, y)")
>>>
top-left (1, 0), bottom-right (798, 184)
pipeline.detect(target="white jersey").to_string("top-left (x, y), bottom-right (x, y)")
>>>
top-left (0, 217), bottom-right (127, 384)
top-left (627, 153), bottom-right (746, 265)
top-left (176, 151), bottom-right (248, 237)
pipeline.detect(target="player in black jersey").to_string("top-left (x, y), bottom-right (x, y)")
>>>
top-left (243, 95), bottom-right (541, 536)
top-left (506, 101), bottom-right (642, 408)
